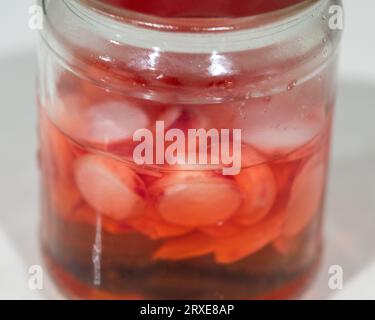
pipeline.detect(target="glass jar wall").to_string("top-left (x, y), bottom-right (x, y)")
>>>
top-left (37, 0), bottom-right (342, 299)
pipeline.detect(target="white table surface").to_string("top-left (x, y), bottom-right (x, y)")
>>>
top-left (0, 0), bottom-right (374, 300)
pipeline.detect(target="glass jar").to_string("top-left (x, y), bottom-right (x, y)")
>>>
top-left (37, 0), bottom-right (343, 299)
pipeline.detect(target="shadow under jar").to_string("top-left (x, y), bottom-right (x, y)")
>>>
top-left (37, 0), bottom-right (343, 299)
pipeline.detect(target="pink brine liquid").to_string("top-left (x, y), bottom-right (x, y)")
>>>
top-left (101, 0), bottom-right (305, 17)
top-left (39, 0), bottom-right (334, 299)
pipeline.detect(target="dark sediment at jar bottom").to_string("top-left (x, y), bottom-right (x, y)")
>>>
top-left (43, 250), bottom-right (321, 300)
top-left (41, 214), bottom-right (322, 300)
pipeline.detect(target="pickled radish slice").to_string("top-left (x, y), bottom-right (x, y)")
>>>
top-left (168, 147), bottom-right (223, 171)
top-left (39, 109), bottom-right (76, 183)
top-left (282, 155), bottom-right (326, 237)
top-left (101, 219), bottom-right (133, 234)
top-left (166, 143), bottom-right (243, 173)
top-left (234, 164), bottom-right (277, 226)
top-left (201, 221), bottom-right (241, 238)
top-left (156, 106), bottom-right (183, 130)
top-left (167, 142), bottom-right (262, 173)
top-left (168, 108), bottom-right (209, 133)
top-left (137, 170), bottom-right (164, 189)
top-left (233, 98), bottom-right (325, 156)
top-left (284, 130), bottom-right (321, 162)
top-left (283, 116), bottom-right (332, 162)
top-left (150, 172), bottom-right (242, 227)
top-left (57, 97), bottom-right (149, 146)
top-left (239, 143), bottom-right (268, 168)
top-left (59, 202), bottom-right (132, 234)
top-left (130, 207), bottom-right (192, 240)
top-left (273, 236), bottom-right (298, 255)
top-left (74, 204), bottom-right (133, 234)
top-left (75, 155), bottom-right (147, 221)
top-left (133, 166), bottom-right (164, 180)
top-left (243, 121), bottom-right (323, 156)
top-left (68, 203), bottom-right (97, 225)
top-left (271, 161), bottom-right (300, 195)
top-left (50, 182), bottom-right (83, 218)
top-left (214, 209), bottom-right (285, 264)
top-left (153, 233), bottom-right (215, 261)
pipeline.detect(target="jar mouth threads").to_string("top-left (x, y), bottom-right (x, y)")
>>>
top-left (78, 0), bottom-right (320, 33)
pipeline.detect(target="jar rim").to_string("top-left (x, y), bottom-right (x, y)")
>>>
top-left (78, 0), bottom-right (320, 33)
top-left (58, 0), bottom-right (327, 53)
